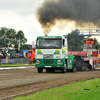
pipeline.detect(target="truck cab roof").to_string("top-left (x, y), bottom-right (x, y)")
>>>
top-left (37, 36), bottom-right (62, 39)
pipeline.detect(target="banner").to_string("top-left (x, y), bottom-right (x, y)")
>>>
top-left (1, 59), bottom-right (14, 64)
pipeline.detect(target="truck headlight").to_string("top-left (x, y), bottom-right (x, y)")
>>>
top-left (57, 60), bottom-right (61, 62)
top-left (36, 60), bottom-right (40, 62)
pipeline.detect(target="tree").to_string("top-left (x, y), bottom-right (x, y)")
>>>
top-left (67, 29), bottom-right (84, 51)
top-left (97, 41), bottom-right (100, 49)
top-left (68, 29), bottom-right (100, 51)
top-left (15, 30), bottom-right (27, 51)
top-left (0, 27), bottom-right (27, 51)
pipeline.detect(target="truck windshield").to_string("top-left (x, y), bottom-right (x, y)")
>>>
top-left (36, 39), bottom-right (62, 49)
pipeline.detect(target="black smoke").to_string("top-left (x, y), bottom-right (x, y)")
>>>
top-left (36, 0), bottom-right (100, 34)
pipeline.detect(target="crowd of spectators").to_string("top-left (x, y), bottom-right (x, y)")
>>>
top-left (1, 51), bottom-right (7, 59)
top-left (0, 50), bottom-right (17, 59)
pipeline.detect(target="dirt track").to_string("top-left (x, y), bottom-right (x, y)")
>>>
top-left (0, 65), bottom-right (100, 100)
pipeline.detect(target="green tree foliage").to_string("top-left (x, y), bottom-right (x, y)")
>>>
top-left (0, 27), bottom-right (27, 50)
top-left (20, 45), bottom-right (28, 50)
top-left (67, 29), bottom-right (100, 51)
top-left (97, 41), bottom-right (100, 49)
top-left (67, 29), bottom-right (84, 51)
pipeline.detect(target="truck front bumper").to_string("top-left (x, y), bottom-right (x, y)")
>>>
top-left (35, 59), bottom-right (64, 68)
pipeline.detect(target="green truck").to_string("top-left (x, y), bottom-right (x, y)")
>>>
top-left (34, 35), bottom-right (76, 73)
top-left (33, 29), bottom-right (100, 73)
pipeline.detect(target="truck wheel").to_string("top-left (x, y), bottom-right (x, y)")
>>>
top-left (80, 67), bottom-right (84, 71)
top-left (61, 62), bottom-right (66, 73)
top-left (80, 62), bottom-right (85, 71)
top-left (83, 63), bottom-right (86, 71)
top-left (37, 68), bottom-right (43, 73)
top-left (77, 58), bottom-right (82, 71)
top-left (72, 59), bottom-right (76, 72)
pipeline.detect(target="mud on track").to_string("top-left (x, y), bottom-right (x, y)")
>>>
top-left (0, 65), bottom-right (100, 100)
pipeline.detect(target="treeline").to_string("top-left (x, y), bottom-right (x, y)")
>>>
top-left (0, 27), bottom-right (27, 51)
top-left (0, 27), bottom-right (100, 51)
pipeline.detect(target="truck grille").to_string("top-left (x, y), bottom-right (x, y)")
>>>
top-left (43, 60), bottom-right (53, 64)
top-left (43, 54), bottom-right (53, 59)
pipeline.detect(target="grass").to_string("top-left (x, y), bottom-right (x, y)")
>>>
top-left (12, 78), bottom-right (100, 100)
top-left (0, 63), bottom-right (35, 67)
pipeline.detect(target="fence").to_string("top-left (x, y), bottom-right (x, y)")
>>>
top-left (0, 58), bottom-right (30, 64)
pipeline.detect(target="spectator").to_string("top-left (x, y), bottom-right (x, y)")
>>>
top-left (7, 51), bottom-right (11, 58)
top-left (5, 53), bottom-right (8, 59)
top-left (1, 51), bottom-right (5, 58)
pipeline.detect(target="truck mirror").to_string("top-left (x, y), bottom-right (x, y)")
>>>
top-left (63, 39), bottom-right (65, 46)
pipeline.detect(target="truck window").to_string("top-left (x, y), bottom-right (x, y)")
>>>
top-left (36, 39), bottom-right (62, 49)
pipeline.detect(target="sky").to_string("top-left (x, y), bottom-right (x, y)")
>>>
top-left (0, 0), bottom-right (100, 45)
top-left (0, 0), bottom-right (76, 44)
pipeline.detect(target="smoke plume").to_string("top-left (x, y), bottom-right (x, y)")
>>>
top-left (36, 0), bottom-right (100, 35)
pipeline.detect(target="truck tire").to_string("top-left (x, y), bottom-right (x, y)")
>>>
top-left (61, 62), bottom-right (66, 73)
top-left (71, 59), bottom-right (76, 72)
top-left (37, 68), bottom-right (43, 73)
top-left (80, 66), bottom-right (85, 71)
top-left (76, 58), bottom-right (83, 71)
top-left (79, 61), bottom-right (85, 71)
top-left (83, 63), bottom-right (86, 71)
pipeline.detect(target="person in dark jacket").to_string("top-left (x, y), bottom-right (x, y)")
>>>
top-left (1, 51), bottom-right (5, 58)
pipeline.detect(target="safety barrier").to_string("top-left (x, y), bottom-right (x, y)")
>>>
top-left (1, 58), bottom-right (30, 64)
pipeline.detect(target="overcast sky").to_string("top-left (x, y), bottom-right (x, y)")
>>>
top-left (0, 0), bottom-right (43, 44)
top-left (0, 0), bottom-right (100, 44)
top-left (0, 0), bottom-right (75, 44)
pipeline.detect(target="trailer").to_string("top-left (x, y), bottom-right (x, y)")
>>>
top-left (67, 29), bottom-right (100, 71)
top-left (68, 50), bottom-right (99, 71)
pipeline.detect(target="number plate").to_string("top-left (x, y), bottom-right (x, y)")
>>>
top-left (45, 66), bottom-right (51, 67)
